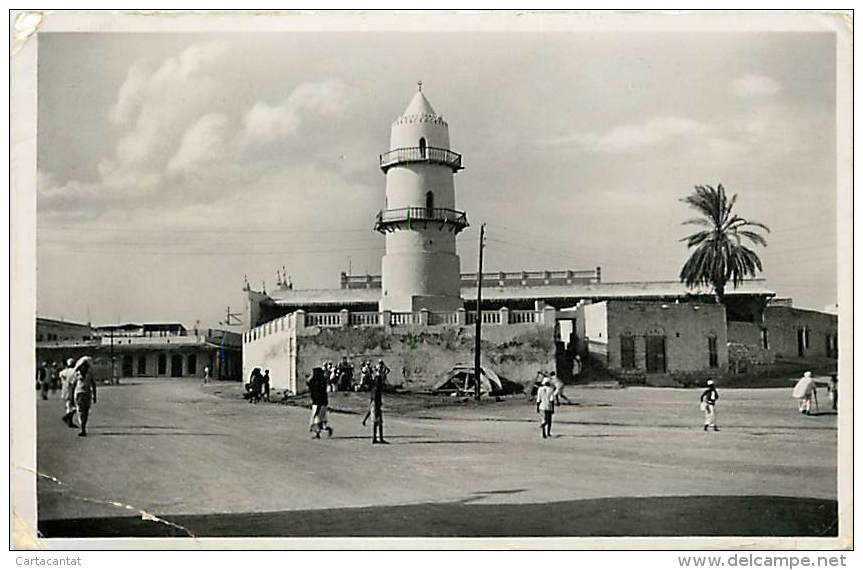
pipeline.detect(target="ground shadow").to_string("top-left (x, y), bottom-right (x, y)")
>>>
top-left (39, 495), bottom-right (837, 538)
top-left (94, 432), bottom-right (230, 437)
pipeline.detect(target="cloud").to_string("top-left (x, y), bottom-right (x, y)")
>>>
top-left (167, 113), bottom-right (231, 175)
top-left (542, 116), bottom-right (708, 153)
top-left (732, 74), bottom-right (782, 98)
top-left (238, 79), bottom-right (345, 147)
top-left (39, 41), bottom-right (348, 218)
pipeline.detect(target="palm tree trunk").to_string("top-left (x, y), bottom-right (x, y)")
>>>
top-left (714, 281), bottom-right (726, 305)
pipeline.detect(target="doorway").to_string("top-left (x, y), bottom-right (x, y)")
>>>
top-left (122, 355), bottom-right (133, 377)
top-left (171, 354), bottom-right (184, 377)
top-left (797, 329), bottom-right (805, 357)
top-left (645, 335), bottom-right (667, 373)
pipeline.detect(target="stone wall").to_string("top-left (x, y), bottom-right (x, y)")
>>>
top-left (763, 306), bottom-right (838, 359)
top-left (294, 323), bottom-right (555, 392)
top-left (727, 321), bottom-right (774, 365)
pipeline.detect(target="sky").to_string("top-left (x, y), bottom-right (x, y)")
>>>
top-left (36, 31), bottom-right (839, 328)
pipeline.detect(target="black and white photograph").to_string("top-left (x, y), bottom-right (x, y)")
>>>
top-left (9, 9), bottom-right (852, 550)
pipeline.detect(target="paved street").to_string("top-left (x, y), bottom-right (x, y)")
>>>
top-left (36, 380), bottom-right (837, 537)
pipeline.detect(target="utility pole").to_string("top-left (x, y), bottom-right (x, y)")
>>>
top-left (109, 327), bottom-right (115, 385)
top-left (474, 223), bottom-right (487, 401)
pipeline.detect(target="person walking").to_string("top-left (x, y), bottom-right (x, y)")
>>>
top-left (203, 365), bottom-right (211, 384)
top-left (550, 372), bottom-right (571, 406)
top-left (536, 377), bottom-right (555, 439)
top-left (700, 379), bottom-right (719, 431)
top-left (71, 356), bottom-right (97, 437)
top-left (362, 372), bottom-right (388, 444)
top-left (308, 367), bottom-right (333, 439)
top-left (59, 358), bottom-right (78, 428)
top-left (793, 371), bottom-right (817, 415)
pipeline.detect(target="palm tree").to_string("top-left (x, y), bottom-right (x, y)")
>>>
top-left (679, 184), bottom-right (770, 303)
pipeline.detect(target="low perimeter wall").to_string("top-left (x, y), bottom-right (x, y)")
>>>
top-left (243, 309), bottom-right (557, 394)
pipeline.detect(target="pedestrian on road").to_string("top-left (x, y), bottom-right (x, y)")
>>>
top-left (362, 372), bottom-right (388, 444)
top-left (793, 371), bottom-right (817, 415)
top-left (71, 356), bottom-right (97, 437)
top-left (247, 368), bottom-right (263, 403)
top-left (37, 362), bottom-right (49, 400)
top-left (262, 369), bottom-right (271, 402)
top-left (50, 362), bottom-right (61, 392)
top-left (572, 355), bottom-right (582, 378)
top-left (827, 373), bottom-right (838, 412)
top-left (700, 379), bottom-right (719, 431)
top-left (59, 358), bottom-right (78, 428)
top-left (203, 365), bottom-right (210, 384)
top-left (551, 372), bottom-right (571, 406)
top-left (308, 367), bottom-right (333, 439)
top-left (536, 377), bottom-right (555, 439)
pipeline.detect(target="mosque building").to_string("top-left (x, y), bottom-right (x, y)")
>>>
top-left (241, 85), bottom-right (837, 392)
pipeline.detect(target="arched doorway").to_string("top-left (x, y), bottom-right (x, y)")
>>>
top-left (419, 137), bottom-right (427, 158)
top-left (425, 190), bottom-right (434, 215)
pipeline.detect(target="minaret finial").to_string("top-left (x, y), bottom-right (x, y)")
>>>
top-left (417, 80), bottom-right (422, 92)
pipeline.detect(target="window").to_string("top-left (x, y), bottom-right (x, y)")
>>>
top-left (419, 137), bottom-right (427, 158)
top-left (620, 335), bottom-right (636, 370)
top-left (137, 356), bottom-right (147, 375)
top-left (708, 336), bottom-right (719, 368)
top-left (425, 191), bottom-right (434, 213)
top-left (188, 354), bottom-right (197, 375)
top-left (760, 328), bottom-right (769, 350)
top-left (157, 354), bottom-right (167, 375)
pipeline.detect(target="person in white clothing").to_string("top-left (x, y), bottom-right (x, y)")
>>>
top-left (59, 358), bottom-right (78, 428)
top-left (536, 378), bottom-right (556, 439)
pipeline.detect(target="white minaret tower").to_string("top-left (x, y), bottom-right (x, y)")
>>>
top-left (376, 82), bottom-right (468, 312)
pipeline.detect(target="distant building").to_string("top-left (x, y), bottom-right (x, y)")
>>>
top-left (36, 317), bottom-right (95, 343)
top-left (566, 301), bottom-right (728, 384)
top-left (36, 320), bottom-right (242, 381)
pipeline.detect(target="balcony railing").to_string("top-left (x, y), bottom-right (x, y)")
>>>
top-left (374, 207), bottom-right (469, 234)
top-left (379, 146), bottom-right (463, 172)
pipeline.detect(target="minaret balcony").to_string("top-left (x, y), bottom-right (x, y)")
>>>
top-left (374, 207), bottom-right (469, 234)
top-left (379, 146), bottom-right (464, 173)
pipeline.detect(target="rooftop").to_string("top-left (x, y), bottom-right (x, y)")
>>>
top-left (262, 279), bottom-right (775, 307)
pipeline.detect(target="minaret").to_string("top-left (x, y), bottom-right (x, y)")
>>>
top-left (376, 83), bottom-right (468, 312)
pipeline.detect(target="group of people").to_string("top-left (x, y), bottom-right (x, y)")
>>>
top-left (36, 361), bottom-right (62, 400)
top-left (531, 370), bottom-right (572, 439)
top-left (307, 358), bottom-right (391, 443)
top-left (531, 367), bottom-right (838, 439)
top-left (793, 371), bottom-right (838, 415)
top-left (698, 370), bottom-right (839, 433)
top-left (245, 368), bottom-right (271, 403)
top-left (54, 356), bottom-right (98, 437)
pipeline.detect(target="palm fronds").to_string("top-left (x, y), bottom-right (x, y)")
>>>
top-left (678, 184), bottom-right (770, 301)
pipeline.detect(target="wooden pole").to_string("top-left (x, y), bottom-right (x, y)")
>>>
top-left (474, 223), bottom-right (486, 401)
